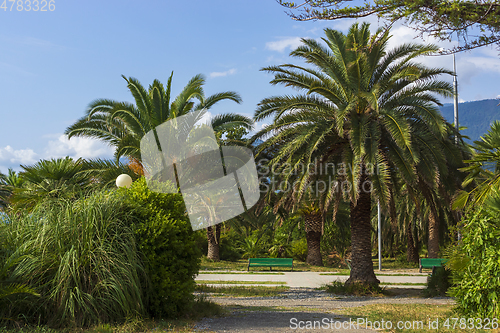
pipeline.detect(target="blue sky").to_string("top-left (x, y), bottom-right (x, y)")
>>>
top-left (1, 0), bottom-right (500, 173)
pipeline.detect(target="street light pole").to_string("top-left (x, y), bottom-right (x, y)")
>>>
top-left (453, 54), bottom-right (459, 144)
top-left (378, 200), bottom-right (382, 271)
top-left (453, 54), bottom-right (462, 241)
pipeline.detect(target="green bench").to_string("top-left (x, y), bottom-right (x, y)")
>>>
top-left (419, 258), bottom-right (448, 273)
top-left (248, 258), bottom-right (293, 271)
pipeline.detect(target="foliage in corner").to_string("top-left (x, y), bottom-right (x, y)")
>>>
top-left (448, 193), bottom-right (500, 318)
top-left (0, 191), bottom-right (144, 327)
top-left (122, 177), bottom-right (201, 318)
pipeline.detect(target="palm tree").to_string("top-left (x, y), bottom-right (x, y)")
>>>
top-left (252, 23), bottom-right (453, 286)
top-left (300, 202), bottom-right (324, 266)
top-left (65, 74), bottom-right (253, 262)
top-left (10, 157), bottom-right (138, 210)
top-left (65, 73), bottom-right (250, 162)
top-left (0, 169), bottom-right (24, 211)
top-left (456, 120), bottom-right (500, 209)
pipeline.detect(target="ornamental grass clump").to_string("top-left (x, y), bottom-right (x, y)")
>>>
top-left (0, 191), bottom-right (144, 327)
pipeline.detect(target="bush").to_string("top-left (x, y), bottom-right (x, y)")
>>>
top-left (123, 178), bottom-right (201, 318)
top-left (0, 191), bottom-right (144, 327)
top-left (448, 206), bottom-right (500, 318)
top-left (424, 267), bottom-right (452, 297)
top-left (219, 231), bottom-right (242, 261)
top-left (324, 280), bottom-right (384, 296)
top-left (321, 221), bottom-right (351, 267)
top-left (291, 238), bottom-right (308, 262)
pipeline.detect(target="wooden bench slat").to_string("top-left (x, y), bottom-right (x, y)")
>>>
top-left (248, 258), bottom-right (293, 271)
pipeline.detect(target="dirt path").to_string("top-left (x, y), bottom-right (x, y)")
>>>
top-left (193, 288), bottom-right (454, 332)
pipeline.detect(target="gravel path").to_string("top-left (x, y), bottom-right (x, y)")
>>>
top-left (193, 288), bottom-right (454, 332)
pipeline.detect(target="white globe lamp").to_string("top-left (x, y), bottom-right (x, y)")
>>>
top-left (116, 174), bottom-right (133, 188)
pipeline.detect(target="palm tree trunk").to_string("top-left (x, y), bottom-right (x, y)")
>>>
top-left (304, 213), bottom-right (323, 266)
top-left (427, 208), bottom-right (439, 258)
top-left (406, 220), bottom-right (419, 263)
top-left (207, 224), bottom-right (221, 261)
top-left (346, 171), bottom-right (379, 286)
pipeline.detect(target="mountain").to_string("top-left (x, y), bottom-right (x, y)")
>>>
top-left (439, 99), bottom-right (500, 142)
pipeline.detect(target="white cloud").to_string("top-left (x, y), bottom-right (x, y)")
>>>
top-left (0, 146), bottom-right (38, 166)
top-left (248, 122), bottom-right (270, 137)
top-left (266, 37), bottom-right (304, 52)
top-left (44, 135), bottom-right (115, 160)
top-left (209, 68), bottom-right (237, 78)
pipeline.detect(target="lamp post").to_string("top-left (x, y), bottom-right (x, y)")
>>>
top-left (378, 200), bottom-right (382, 271)
top-left (453, 54), bottom-right (459, 144)
top-left (116, 174), bottom-right (133, 188)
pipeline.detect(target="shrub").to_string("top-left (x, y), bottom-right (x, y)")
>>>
top-left (0, 191), bottom-right (144, 327)
top-left (291, 238), bottom-right (308, 262)
top-left (448, 206), bottom-right (500, 318)
top-left (324, 280), bottom-right (384, 296)
top-left (219, 231), bottom-right (242, 261)
top-left (122, 178), bottom-right (201, 318)
top-left (424, 267), bottom-right (452, 297)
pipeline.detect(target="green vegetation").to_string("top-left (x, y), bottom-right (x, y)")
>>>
top-left (0, 297), bottom-right (224, 333)
top-left (122, 177), bottom-right (201, 318)
top-left (424, 267), bottom-right (452, 297)
top-left (0, 180), bottom-right (205, 327)
top-left (252, 22), bottom-right (458, 286)
top-left (200, 257), bottom-right (345, 272)
top-left (199, 271), bottom-right (285, 275)
top-left (342, 304), bottom-right (495, 333)
top-left (447, 205), bottom-right (500, 318)
top-left (1, 16), bottom-right (500, 331)
top-left (0, 191), bottom-right (144, 327)
top-left (65, 73), bottom-right (248, 162)
top-left (323, 280), bottom-right (386, 296)
top-left (278, 0), bottom-right (500, 53)
top-left (195, 284), bottom-right (289, 297)
top-left (196, 280), bottom-right (286, 285)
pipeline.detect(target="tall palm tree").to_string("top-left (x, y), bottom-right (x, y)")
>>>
top-left (65, 73), bottom-right (251, 162)
top-left (252, 23), bottom-right (453, 286)
top-left (65, 74), bottom-right (253, 262)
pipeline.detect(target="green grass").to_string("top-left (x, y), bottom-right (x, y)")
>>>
top-left (200, 257), bottom-right (339, 272)
top-left (0, 297), bottom-right (225, 333)
top-left (200, 257), bottom-right (424, 273)
top-left (0, 192), bottom-right (144, 327)
top-left (373, 258), bottom-right (419, 270)
top-left (320, 272), bottom-right (425, 276)
top-left (195, 284), bottom-right (289, 297)
top-left (380, 282), bottom-right (426, 286)
top-left (199, 271), bottom-right (285, 275)
top-left (341, 304), bottom-right (499, 333)
top-left (196, 280), bottom-right (286, 285)
top-left (322, 280), bottom-right (386, 296)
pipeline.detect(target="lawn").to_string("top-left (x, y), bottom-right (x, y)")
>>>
top-left (195, 284), bottom-right (290, 297)
top-left (200, 257), bottom-right (336, 272)
top-left (200, 257), bottom-right (428, 274)
top-left (0, 297), bottom-right (225, 333)
top-left (341, 304), bottom-right (499, 333)
top-left (196, 280), bottom-right (286, 285)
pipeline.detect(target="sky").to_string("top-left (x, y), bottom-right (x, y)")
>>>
top-left (1, 0), bottom-right (500, 173)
